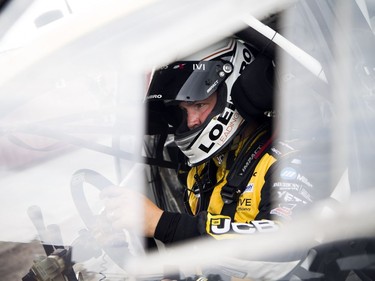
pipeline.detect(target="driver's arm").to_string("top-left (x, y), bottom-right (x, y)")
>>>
top-left (154, 211), bottom-right (201, 244)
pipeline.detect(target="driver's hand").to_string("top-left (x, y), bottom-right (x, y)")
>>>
top-left (100, 186), bottom-right (163, 237)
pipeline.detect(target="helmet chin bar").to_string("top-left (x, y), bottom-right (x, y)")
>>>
top-left (175, 105), bottom-right (245, 167)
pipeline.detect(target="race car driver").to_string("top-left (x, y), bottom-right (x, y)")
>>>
top-left (102, 37), bottom-right (314, 245)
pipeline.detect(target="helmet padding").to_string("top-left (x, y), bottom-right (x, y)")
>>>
top-left (231, 54), bottom-right (275, 123)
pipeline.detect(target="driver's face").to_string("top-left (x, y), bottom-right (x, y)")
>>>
top-left (179, 92), bottom-right (217, 130)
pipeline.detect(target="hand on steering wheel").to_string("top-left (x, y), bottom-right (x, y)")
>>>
top-left (70, 169), bottom-right (145, 269)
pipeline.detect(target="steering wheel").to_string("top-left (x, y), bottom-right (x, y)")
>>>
top-left (70, 168), bottom-right (145, 269)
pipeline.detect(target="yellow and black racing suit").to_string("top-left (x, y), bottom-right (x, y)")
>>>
top-left (154, 126), bottom-right (314, 244)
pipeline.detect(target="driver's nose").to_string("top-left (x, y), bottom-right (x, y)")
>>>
top-left (186, 109), bottom-right (201, 130)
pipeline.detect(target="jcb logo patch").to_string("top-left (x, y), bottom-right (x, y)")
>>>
top-left (208, 216), bottom-right (279, 236)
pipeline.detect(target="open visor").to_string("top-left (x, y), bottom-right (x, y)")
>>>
top-left (146, 60), bottom-right (233, 102)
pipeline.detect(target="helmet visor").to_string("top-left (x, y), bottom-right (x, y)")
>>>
top-left (146, 60), bottom-right (232, 102)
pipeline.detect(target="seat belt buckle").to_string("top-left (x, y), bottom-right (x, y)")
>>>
top-left (221, 185), bottom-right (242, 204)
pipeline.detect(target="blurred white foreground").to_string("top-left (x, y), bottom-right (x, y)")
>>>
top-left (0, 0), bottom-right (374, 280)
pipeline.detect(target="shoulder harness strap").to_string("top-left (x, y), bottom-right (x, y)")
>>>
top-left (220, 124), bottom-right (273, 218)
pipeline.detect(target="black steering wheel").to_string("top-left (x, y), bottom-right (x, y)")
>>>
top-left (70, 169), bottom-right (144, 269)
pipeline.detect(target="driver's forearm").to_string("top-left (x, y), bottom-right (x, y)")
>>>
top-left (154, 211), bottom-right (201, 244)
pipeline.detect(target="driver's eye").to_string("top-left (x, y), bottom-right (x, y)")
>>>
top-left (195, 103), bottom-right (205, 109)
